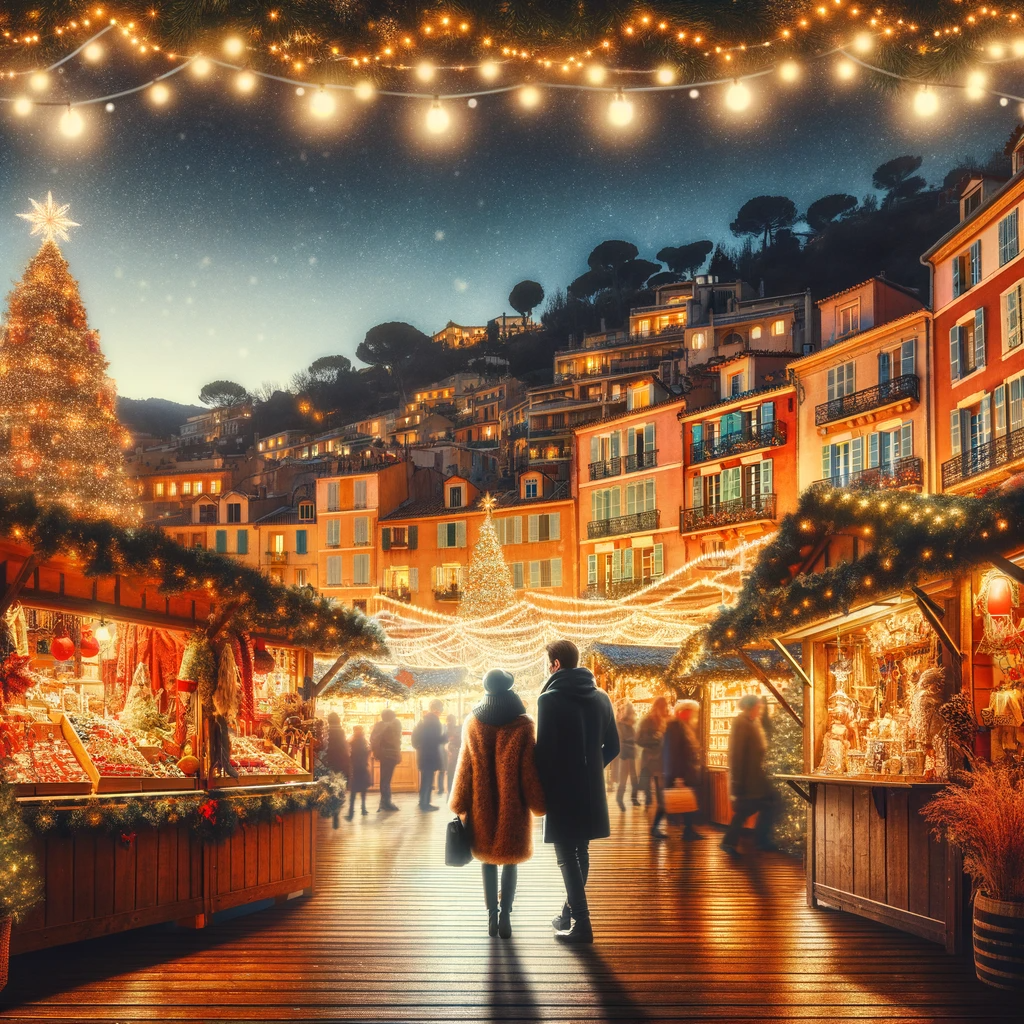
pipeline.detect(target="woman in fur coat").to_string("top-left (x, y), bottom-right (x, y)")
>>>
top-left (450, 668), bottom-right (546, 939)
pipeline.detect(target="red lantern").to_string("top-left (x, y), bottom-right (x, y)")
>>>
top-left (79, 631), bottom-right (100, 659)
top-left (988, 575), bottom-right (1014, 618)
top-left (51, 637), bottom-right (75, 662)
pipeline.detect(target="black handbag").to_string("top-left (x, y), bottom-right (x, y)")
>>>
top-left (445, 815), bottom-right (472, 867)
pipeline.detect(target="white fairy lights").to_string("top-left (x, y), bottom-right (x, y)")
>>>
top-left (59, 106), bottom-right (84, 137)
top-left (425, 98), bottom-right (450, 134)
top-left (309, 87), bottom-right (336, 118)
top-left (608, 90), bottom-right (634, 126)
top-left (913, 86), bottom-right (939, 117)
top-left (724, 80), bottom-right (752, 111)
top-left (518, 84), bottom-right (542, 108)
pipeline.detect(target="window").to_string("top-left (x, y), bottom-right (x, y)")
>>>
top-left (209, 481), bottom-right (221, 495)
top-left (950, 396), bottom-right (993, 459)
top-left (354, 480), bottom-right (367, 509)
top-left (295, 530), bottom-right (307, 555)
top-left (432, 564), bottom-right (464, 596)
top-left (720, 467), bottom-right (741, 504)
top-left (750, 325), bottom-right (762, 340)
top-left (1000, 211), bottom-right (1020, 266)
top-left (637, 318), bottom-right (651, 336)
top-left (191, 533), bottom-right (204, 549)
top-left (215, 530), bottom-right (227, 554)
top-left (511, 562), bottom-right (525, 589)
top-left (154, 482), bottom-right (165, 498)
top-left (821, 438), bottom-right (864, 484)
top-left (627, 384), bottom-right (652, 410)
top-left (326, 482), bottom-right (340, 512)
top-left (701, 540), bottom-right (727, 564)
top-left (271, 533), bottom-right (285, 554)
top-left (169, 482), bottom-right (178, 497)
top-left (298, 501), bottom-right (314, 522)
top-left (524, 479), bottom-right (538, 499)
top-left (528, 513), bottom-right (560, 542)
top-left (1005, 284), bottom-right (1023, 351)
top-left (448, 486), bottom-right (463, 509)
top-left (326, 519), bottom-right (341, 547)
top-left (236, 529), bottom-right (248, 555)
top-left (527, 558), bottom-right (563, 589)
top-left (868, 422), bottom-right (913, 468)
top-left (729, 373), bottom-right (744, 396)
top-left (194, 481), bottom-right (203, 494)
top-left (326, 555), bottom-right (342, 587)
top-left (964, 187), bottom-right (983, 218)
top-left (354, 516), bottom-right (370, 546)
top-left (437, 521), bottom-right (467, 548)
top-left (198, 504), bottom-right (217, 525)
top-left (953, 241), bottom-right (983, 296)
top-left (295, 569), bottom-right (308, 588)
top-left (353, 553), bottom-right (370, 586)
top-left (723, 332), bottom-right (744, 347)
top-left (826, 362), bottom-right (856, 401)
top-left (590, 487), bottom-right (621, 522)
top-left (771, 319), bottom-right (786, 337)
top-left (175, 532), bottom-right (186, 546)
top-left (227, 503), bottom-right (241, 524)
top-left (625, 478), bottom-right (656, 515)
top-left (1011, 378), bottom-right (1024, 434)
top-left (691, 332), bottom-right (706, 350)
top-left (837, 302), bottom-right (860, 338)
top-left (182, 481), bottom-right (192, 496)
top-left (494, 516), bottom-right (523, 545)
top-left (949, 309), bottom-right (986, 381)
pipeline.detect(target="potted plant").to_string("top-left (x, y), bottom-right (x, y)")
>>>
top-left (0, 778), bottom-right (43, 990)
top-left (923, 760), bottom-right (1024, 990)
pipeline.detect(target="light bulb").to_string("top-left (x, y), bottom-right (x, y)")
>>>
top-left (1013, 39), bottom-right (1024, 58)
top-left (94, 622), bottom-right (111, 643)
top-left (59, 106), bottom-right (84, 137)
top-left (836, 59), bottom-right (856, 80)
top-left (608, 90), bottom-right (634, 127)
top-left (236, 70), bottom-right (257, 93)
top-left (310, 87), bottom-right (336, 118)
top-left (587, 65), bottom-right (607, 85)
top-left (689, 88), bottom-right (700, 99)
top-left (779, 61), bottom-right (800, 83)
top-left (105, 102), bottom-right (115, 112)
top-left (149, 82), bottom-right (171, 105)
top-left (355, 80), bottom-right (375, 101)
top-left (426, 99), bottom-right (450, 134)
top-left (191, 56), bottom-right (212, 77)
top-left (295, 86), bottom-right (305, 96)
top-left (519, 85), bottom-right (541, 109)
top-left (224, 36), bottom-right (245, 58)
top-left (655, 66), bottom-right (675, 85)
top-left (83, 42), bottom-right (103, 62)
top-left (416, 61), bottom-right (435, 82)
top-left (480, 61), bottom-right (499, 81)
top-left (965, 71), bottom-right (986, 100)
top-left (990, 43), bottom-right (1006, 59)
top-left (853, 32), bottom-right (873, 53)
top-left (29, 72), bottom-right (49, 92)
top-left (913, 86), bottom-right (938, 117)
top-left (13, 96), bottom-right (32, 116)
top-left (724, 80), bottom-right (752, 112)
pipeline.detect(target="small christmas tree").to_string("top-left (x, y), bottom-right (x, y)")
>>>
top-left (0, 196), bottom-right (139, 525)
top-left (120, 664), bottom-right (170, 738)
top-left (0, 778), bottom-right (43, 924)
top-left (459, 495), bottom-right (517, 620)
top-left (765, 676), bottom-right (806, 856)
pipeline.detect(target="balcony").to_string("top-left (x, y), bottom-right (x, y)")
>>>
top-left (265, 551), bottom-right (288, 564)
top-left (584, 576), bottom-right (663, 600)
top-left (815, 456), bottom-right (924, 492)
top-left (690, 422), bottom-right (787, 465)
top-left (680, 493), bottom-right (777, 533)
top-left (941, 427), bottom-right (1024, 489)
top-left (587, 509), bottom-right (660, 539)
top-left (589, 457), bottom-right (622, 481)
top-left (625, 449), bottom-right (658, 473)
top-left (380, 587), bottom-right (411, 603)
top-left (432, 586), bottom-right (462, 602)
top-left (815, 374), bottom-right (920, 427)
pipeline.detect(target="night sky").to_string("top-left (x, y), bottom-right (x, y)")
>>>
top-left (0, 51), bottom-right (1019, 404)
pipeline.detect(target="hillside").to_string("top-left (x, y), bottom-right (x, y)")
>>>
top-left (117, 397), bottom-right (204, 439)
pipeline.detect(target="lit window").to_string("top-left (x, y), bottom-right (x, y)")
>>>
top-left (182, 481), bottom-right (191, 495)
top-left (298, 501), bottom-right (314, 522)
top-left (691, 332), bottom-right (706, 350)
top-left (771, 319), bottom-right (786, 337)
top-left (169, 482), bottom-right (178, 496)
top-left (449, 486), bottom-right (463, 508)
top-left (750, 325), bottom-right (762, 340)
top-left (209, 481), bottom-right (221, 494)
top-left (525, 479), bottom-right (538, 499)
top-left (154, 482), bottom-right (165, 497)
top-left (194, 480), bottom-right (203, 494)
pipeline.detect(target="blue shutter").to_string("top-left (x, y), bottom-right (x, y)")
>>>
top-left (381, 527), bottom-right (391, 551)
top-left (691, 475), bottom-right (703, 508)
top-left (215, 530), bottom-right (227, 554)
top-left (995, 386), bottom-right (1007, 434)
top-left (952, 257), bottom-right (962, 298)
top-left (653, 543), bottom-right (664, 576)
top-left (949, 326), bottom-right (961, 381)
top-left (901, 340), bottom-right (915, 376)
top-left (587, 554), bottom-right (597, 588)
top-left (852, 437), bottom-right (863, 474)
top-left (408, 525), bottom-right (418, 550)
top-left (878, 351), bottom-right (891, 383)
top-left (236, 529), bottom-right (248, 555)
top-left (971, 240), bottom-right (982, 285)
top-left (901, 421), bottom-right (913, 458)
top-left (611, 549), bottom-right (622, 583)
top-left (868, 433), bottom-right (879, 468)
top-left (821, 444), bottom-right (832, 482)
top-left (622, 548), bottom-right (634, 580)
top-left (950, 409), bottom-right (962, 456)
top-left (295, 529), bottom-right (307, 555)
top-left (975, 308), bottom-right (986, 368)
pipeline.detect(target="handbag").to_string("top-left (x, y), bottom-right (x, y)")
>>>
top-left (663, 785), bottom-right (698, 815)
top-left (445, 815), bottom-right (472, 867)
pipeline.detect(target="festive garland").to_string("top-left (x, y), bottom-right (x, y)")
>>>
top-left (0, 488), bottom-right (387, 656)
top-left (707, 480), bottom-right (1024, 652)
top-left (318, 659), bottom-right (412, 701)
top-left (18, 777), bottom-right (346, 845)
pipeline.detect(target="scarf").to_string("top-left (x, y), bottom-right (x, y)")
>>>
top-left (472, 689), bottom-right (527, 727)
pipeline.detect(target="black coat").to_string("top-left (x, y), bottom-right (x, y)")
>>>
top-left (728, 713), bottom-right (770, 801)
top-left (535, 667), bottom-right (619, 845)
top-left (348, 734), bottom-right (371, 793)
top-left (370, 717), bottom-right (402, 763)
top-left (411, 712), bottom-right (446, 772)
top-left (662, 719), bottom-right (701, 788)
top-left (324, 725), bottom-right (350, 777)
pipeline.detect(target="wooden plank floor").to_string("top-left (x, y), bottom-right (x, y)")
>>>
top-left (0, 795), bottom-right (1019, 1023)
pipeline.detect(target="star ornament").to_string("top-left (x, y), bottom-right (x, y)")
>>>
top-left (17, 192), bottom-right (80, 244)
top-left (480, 492), bottom-right (498, 513)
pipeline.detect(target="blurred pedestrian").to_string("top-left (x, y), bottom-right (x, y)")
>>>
top-left (325, 711), bottom-right (351, 828)
top-left (345, 725), bottom-right (371, 820)
top-left (412, 699), bottom-right (446, 811)
top-left (637, 696), bottom-right (669, 810)
top-left (615, 702), bottom-right (640, 811)
top-left (370, 708), bottom-right (402, 812)
top-left (653, 699), bottom-right (704, 841)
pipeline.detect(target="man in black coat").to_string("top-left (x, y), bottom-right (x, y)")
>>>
top-left (721, 693), bottom-right (780, 855)
top-left (411, 699), bottom-right (446, 811)
top-left (535, 639), bottom-right (619, 944)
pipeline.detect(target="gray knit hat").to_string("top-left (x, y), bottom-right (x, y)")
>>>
top-left (483, 669), bottom-right (515, 694)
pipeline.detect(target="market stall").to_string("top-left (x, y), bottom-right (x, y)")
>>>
top-left (0, 494), bottom-right (383, 954)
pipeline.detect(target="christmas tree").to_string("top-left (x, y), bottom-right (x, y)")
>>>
top-left (766, 675), bottom-right (806, 857)
top-left (0, 778), bottom-right (43, 924)
top-left (458, 495), bottom-right (517, 620)
top-left (0, 196), bottom-right (139, 525)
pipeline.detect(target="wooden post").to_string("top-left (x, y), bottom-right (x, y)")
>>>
top-left (313, 652), bottom-right (349, 700)
top-left (911, 586), bottom-right (963, 690)
top-left (0, 552), bottom-right (39, 616)
top-left (768, 638), bottom-right (813, 690)
top-left (736, 650), bottom-right (803, 727)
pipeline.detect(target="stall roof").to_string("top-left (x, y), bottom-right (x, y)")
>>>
top-left (590, 644), bottom-right (678, 671)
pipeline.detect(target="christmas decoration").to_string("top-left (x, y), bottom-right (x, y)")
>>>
top-left (213, 643), bottom-right (240, 722)
top-left (119, 663), bottom-right (170, 739)
top-left (0, 229), bottom-right (140, 526)
top-left (78, 629), bottom-right (100, 659)
top-left (0, 778), bottom-right (43, 922)
top-left (49, 637), bottom-right (74, 662)
top-left (763, 675), bottom-right (805, 857)
top-left (16, 193), bottom-right (79, 244)
top-left (458, 494), bottom-right (517, 621)
top-left (253, 639), bottom-right (275, 676)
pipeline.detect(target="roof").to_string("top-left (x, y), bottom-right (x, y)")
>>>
top-left (380, 488), bottom-right (570, 522)
top-left (685, 645), bottom-right (801, 683)
top-left (787, 309), bottom-right (931, 369)
top-left (150, 509), bottom-right (192, 527)
top-left (253, 506), bottom-right (315, 526)
top-left (590, 643), bottom-right (678, 671)
top-left (394, 665), bottom-right (469, 694)
top-left (573, 394), bottom-right (687, 434)
top-left (816, 275), bottom-right (923, 307)
top-left (676, 381), bottom-right (794, 421)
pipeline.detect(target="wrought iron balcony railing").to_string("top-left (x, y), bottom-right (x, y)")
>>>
top-left (583, 576), bottom-right (663, 600)
top-left (380, 587), bottom-right (411, 603)
top-left (265, 551), bottom-right (288, 564)
top-left (587, 508), bottom-right (660, 539)
top-left (625, 449), bottom-right (658, 473)
top-left (941, 427), bottom-right (1024, 488)
top-left (680, 493), bottom-right (777, 533)
top-left (815, 374), bottom-right (920, 427)
top-left (589, 457), bottom-right (622, 481)
top-left (432, 586), bottom-right (462, 602)
top-left (690, 422), bottom-right (786, 465)
top-left (815, 456), bottom-right (924, 491)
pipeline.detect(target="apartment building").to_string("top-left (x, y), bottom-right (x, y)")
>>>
top-left (790, 279), bottom-right (931, 493)
top-left (574, 397), bottom-right (686, 599)
top-left (432, 321), bottom-right (487, 348)
top-left (923, 137), bottom-right (1024, 495)
top-left (377, 472), bottom-right (576, 611)
top-left (178, 401), bottom-right (253, 447)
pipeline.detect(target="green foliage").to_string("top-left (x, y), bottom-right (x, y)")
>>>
top-left (198, 380), bottom-right (249, 408)
top-left (730, 195), bottom-right (798, 249)
top-left (0, 779), bottom-right (43, 922)
top-left (355, 321), bottom-right (434, 398)
top-left (657, 241), bottom-right (714, 277)
top-left (764, 679), bottom-right (805, 857)
top-left (804, 194), bottom-right (858, 233)
top-left (508, 280), bottom-right (545, 319)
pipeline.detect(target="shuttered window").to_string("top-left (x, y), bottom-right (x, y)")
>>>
top-left (353, 480), bottom-right (367, 509)
top-left (236, 530), bottom-right (248, 555)
top-left (1000, 210), bottom-right (1019, 266)
top-left (352, 553), bottom-right (370, 586)
top-left (326, 482), bottom-right (340, 512)
top-left (326, 555), bottom-right (342, 587)
top-left (295, 530), bottom-right (307, 555)
top-left (354, 517), bottom-right (369, 545)
top-left (215, 530), bottom-right (227, 554)
top-left (326, 519), bottom-right (341, 547)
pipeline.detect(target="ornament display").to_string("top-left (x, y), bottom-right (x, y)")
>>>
top-left (79, 630), bottom-right (100, 659)
top-left (228, 735), bottom-right (306, 778)
top-left (50, 637), bottom-right (74, 662)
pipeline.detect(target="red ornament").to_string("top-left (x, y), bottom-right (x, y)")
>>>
top-left (79, 631), bottom-right (100, 659)
top-left (987, 575), bottom-right (1014, 618)
top-left (51, 636), bottom-right (75, 662)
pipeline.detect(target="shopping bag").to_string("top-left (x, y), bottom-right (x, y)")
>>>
top-left (445, 815), bottom-right (472, 866)
top-left (662, 786), bottom-right (698, 815)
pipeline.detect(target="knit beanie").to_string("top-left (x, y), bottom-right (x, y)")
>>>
top-left (483, 669), bottom-right (515, 694)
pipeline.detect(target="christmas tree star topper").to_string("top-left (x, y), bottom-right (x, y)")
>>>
top-left (17, 192), bottom-right (80, 244)
top-left (480, 492), bottom-right (498, 513)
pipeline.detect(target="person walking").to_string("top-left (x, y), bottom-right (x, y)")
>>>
top-left (720, 693), bottom-right (781, 856)
top-left (370, 708), bottom-right (402, 812)
top-left (450, 670), bottom-right (546, 939)
top-left (535, 640), bottom-right (619, 945)
top-left (637, 696), bottom-right (669, 810)
top-left (615, 702), bottom-right (640, 811)
top-left (412, 699), bottom-right (446, 811)
top-left (653, 699), bottom-right (704, 841)
top-left (324, 712), bottom-right (351, 828)
top-left (445, 713), bottom-right (462, 797)
top-left (345, 725), bottom-right (371, 820)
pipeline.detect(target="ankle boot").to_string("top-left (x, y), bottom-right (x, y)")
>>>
top-left (487, 911), bottom-right (499, 937)
top-left (555, 915), bottom-right (594, 944)
top-left (552, 902), bottom-right (571, 931)
top-left (498, 908), bottom-right (512, 939)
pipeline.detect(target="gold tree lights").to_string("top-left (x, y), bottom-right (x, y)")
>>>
top-left (0, 200), bottom-right (140, 526)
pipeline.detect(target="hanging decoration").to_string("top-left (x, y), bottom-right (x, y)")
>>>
top-left (974, 569), bottom-right (1023, 655)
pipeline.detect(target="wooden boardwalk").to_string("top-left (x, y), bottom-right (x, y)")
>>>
top-left (0, 796), bottom-right (1018, 1022)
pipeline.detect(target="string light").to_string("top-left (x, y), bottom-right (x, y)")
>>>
top-left (59, 105), bottom-right (83, 137)
top-left (235, 70), bottom-right (257, 93)
top-left (779, 60), bottom-right (801, 82)
top-left (223, 36), bottom-right (244, 58)
top-left (309, 86), bottom-right (336, 118)
top-left (913, 85), bottom-right (938, 116)
top-left (519, 84), bottom-right (542, 108)
top-left (725, 79), bottom-right (752, 111)
top-left (416, 61), bottom-right (435, 82)
top-left (479, 60), bottom-right (499, 81)
top-left (148, 81), bottom-right (170, 105)
top-left (655, 66), bottom-right (675, 85)
top-left (853, 31), bottom-right (873, 52)
top-left (608, 89), bottom-right (634, 126)
top-left (29, 72), bottom-right (49, 92)
top-left (836, 58), bottom-right (856, 79)
top-left (587, 64), bottom-right (607, 85)
top-left (13, 97), bottom-right (32, 116)
top-left (190, 56), bottom-right (212, 77)
top-left (354, 80), bottom-right (375, 101)
top-left (966, 70), bottom-right (986, 100)
top-left (425, 97), bottom-right (450, 133)
top-left (83, 42), bottom-right (103, 62)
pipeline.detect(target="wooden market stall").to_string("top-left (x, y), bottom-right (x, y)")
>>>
top-left (0, 499), bottom-right (382, 955)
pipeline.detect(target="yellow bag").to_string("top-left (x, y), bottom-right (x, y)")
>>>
top-left (662, 786), bottom-right (698, 815)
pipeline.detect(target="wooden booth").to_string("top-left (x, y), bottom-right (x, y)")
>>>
top-left (0, 536), bottom-right (331, 954)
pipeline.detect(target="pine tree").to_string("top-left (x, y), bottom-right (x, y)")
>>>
top-left (0, 778), bottom-right (43, 923)
top-left (766, 676), bottom-right (806, 856)
top-left (0, 239), bottom-right (139, 524)
top-left (458, 497), bottom-right (516, 620)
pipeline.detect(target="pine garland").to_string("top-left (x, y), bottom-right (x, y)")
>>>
top-left (0, 778), bottom-right (43, 922)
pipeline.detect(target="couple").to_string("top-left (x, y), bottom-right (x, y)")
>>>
top-left (449, 639), bottom-right (619, 945)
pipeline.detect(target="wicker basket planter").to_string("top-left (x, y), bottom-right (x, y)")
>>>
top-left (974, 892), bottom-right (1024, 991)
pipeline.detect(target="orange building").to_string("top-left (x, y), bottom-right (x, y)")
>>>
top-left (573, 397), bottom-right (686, 598)
top-left (377, 472), bottom-right (576, 611)
top-left (790, 279), bottom-right (931, 494)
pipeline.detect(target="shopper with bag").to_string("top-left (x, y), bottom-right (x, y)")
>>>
top-left (449, 669), bottom-right (546, 939)
top-left (652, 699), bottom-right (704, 841)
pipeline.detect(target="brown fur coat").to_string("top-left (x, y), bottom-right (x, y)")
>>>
top-left (449, 713), bottom-right (546, 865)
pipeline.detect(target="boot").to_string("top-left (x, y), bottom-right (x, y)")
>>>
top-left (555, 916), bottom-right (594, 944)
top-left (616, 796), bottom-right (626, 811)
top-left (683, 825), bottom-right (705, 841)
top-left (483, 866), bottom-right (499, 938)
top-left (498, 909), bottom-right (512, 939)
top-left (552, 903), bottom-right (571, 931)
